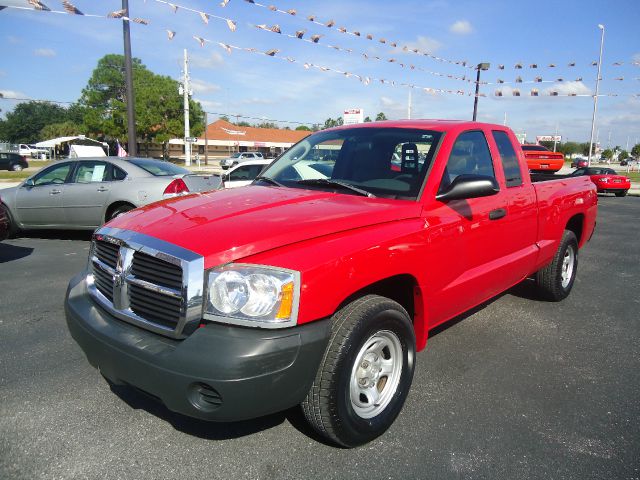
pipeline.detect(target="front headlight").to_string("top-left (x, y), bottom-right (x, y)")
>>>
top-left (204, 264), bottom-right (300, 328)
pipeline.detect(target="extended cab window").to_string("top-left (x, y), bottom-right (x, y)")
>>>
top-left (440, 131), bottom-right (495, 191)
top-left (492, 130), bottom-right (523, 187)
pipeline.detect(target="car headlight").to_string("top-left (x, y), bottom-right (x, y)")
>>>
top-left (204, 264), bottom-right (300, 328)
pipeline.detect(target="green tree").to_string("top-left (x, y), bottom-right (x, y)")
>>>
top-left (295, 125), bottom-right (311, 131)
top-left (80, 54), bottom-right (204, 152)
top-left (601, 148), bottom-right (613, 160)
top-left (0, 101), bottom-right (68, 143)
top-left (40, 121), bottom-right (84, 139)
top-left (618, 150), bottom-right (629, 161)
top-left (364, 116), bottom-right (372, 122)
top-left (255, 122), bottom-right (279, 129)
top-left (631, 144), bottom-right (640, 158)
top-left (375, 112), bottom-right (387, 121)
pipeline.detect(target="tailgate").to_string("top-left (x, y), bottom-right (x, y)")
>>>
top-left (181, 174), bottom-right (222, 192)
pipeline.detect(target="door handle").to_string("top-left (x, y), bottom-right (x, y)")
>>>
top-left (97, 187), bottom-right (109, 192)
top-left (50, 189), bottom-right (62, 195)
top-left (489, 208), bottom-right (507, 220)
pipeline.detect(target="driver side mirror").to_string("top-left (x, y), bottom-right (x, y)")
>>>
top-left (23, 178), bottom-right (35, 187)
top-left (436, 174), bottom-right (499, 201)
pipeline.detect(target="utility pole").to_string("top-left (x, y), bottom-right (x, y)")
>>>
top-left (407, 90), bottom-right (412, 119)
top-left (204, 111), bottom-right (209, 166)
top-left (122, 0), bottom-right (137, 156)
top-left (588, 24), bottom-right (605, 166)
top-left (181, 49), bottom-right (191, 166)
top-left (553, 123), bottom-right (559, 152)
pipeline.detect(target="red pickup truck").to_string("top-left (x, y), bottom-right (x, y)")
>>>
top-left (65, 120), bottom-right (597, 447)
top-left (522, 144), bottom-right (565, 173)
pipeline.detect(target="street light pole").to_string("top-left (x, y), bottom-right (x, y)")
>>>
top-left (587, 24), bottom-right (605, 167)
top-left (122, 0), bottom-right (137, 156)
top-left (472, 62), bottom-right (490, 121)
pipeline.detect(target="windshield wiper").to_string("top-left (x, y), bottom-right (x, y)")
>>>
top-left (254, 176), bottom-right (285, 187)
top-left (297, 178), bottom-right (375, 198)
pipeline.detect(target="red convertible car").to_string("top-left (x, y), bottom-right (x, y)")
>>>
top-left (571, 167), bottom-right (631, 197)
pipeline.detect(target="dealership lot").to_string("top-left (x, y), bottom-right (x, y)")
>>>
top-left (1, 196), bottom-right (638, 480)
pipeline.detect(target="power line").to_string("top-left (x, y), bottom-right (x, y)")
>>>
top-left (204, 110), bottom-right (317, 126)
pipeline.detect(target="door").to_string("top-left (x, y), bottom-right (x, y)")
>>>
top-left (14, 162), bottom-right (73, 226)
top-left (424, 130), bottom-right (512, 322)
top-left (63, 161), bottom-right (112, 227)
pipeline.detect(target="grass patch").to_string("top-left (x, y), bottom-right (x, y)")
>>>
top-left (0, 171), bottom-right (30, 180)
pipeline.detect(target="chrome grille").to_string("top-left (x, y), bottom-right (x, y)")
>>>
top-left (131, 251), bottom-right (183, 290)
top-left (87, 227), bottom-right (204, 339)
top-left (94, 239), bottom-right (119, 269)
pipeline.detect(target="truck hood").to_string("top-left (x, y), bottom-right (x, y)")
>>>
top-left (107, 186), bottom-right (422, 268)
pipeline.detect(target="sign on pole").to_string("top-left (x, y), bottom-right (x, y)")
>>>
top-left (536, 135), bottom-right (562, 143)
top-left (343, 108), bottom-right (364, 125)
top-left (185, 137), bottom-right (198, 143)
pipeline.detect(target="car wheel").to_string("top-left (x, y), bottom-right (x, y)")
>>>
top-left (108, 204), bottom-right (134, 221)
top-left (302, 295), bottom-right (416, 447)
top-left (615, 190), bottom-right (628, 197)
top-left (10, 164), bottom-right (23, 172)
top-left (535, 230), bottom-right (578, 301)
top-left (1, 203), bottom-right (20, 238)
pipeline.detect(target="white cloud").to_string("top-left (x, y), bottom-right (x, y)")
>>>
top-left (399, 35), bottom-right (442, 54)
top-left (190, 79), bottom-right (221, 94)
top-left (450, 20), bottom-right (473, 35)
top-left (0, 90), bottom-right (27, 99)
top-left (544, 81), bottom-right (591, 96)
top-left (197, 99), bottom-right (224, 110)
top-left (190, 52), bottom-right (225, 69)
top-left (632, 53), bottom-right (640, 65)
top-left (7, 35), bottom-right (20, 44)
top-left (34, 48), bottom-right (56, 57)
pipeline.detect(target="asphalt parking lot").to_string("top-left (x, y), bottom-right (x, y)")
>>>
top-left (1, 195), bottom-right (639, 480)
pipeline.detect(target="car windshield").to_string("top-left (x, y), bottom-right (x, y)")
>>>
top-left (129, 158), bottom-right (190, 176)
top-left (230, 153), bottom-right (242, 158)
top-left (258, 127), bottom-right (442, 199)
top-left (522, 145), bottom-right (548, 151)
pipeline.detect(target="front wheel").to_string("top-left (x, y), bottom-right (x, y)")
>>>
top-left (535, 230), bottom-right (578, 301)
top-left (615, 190), bottom-right (628, 197)
top-left (10, 164), bottom-right (23, 172)
top-left (302, 295), bottom-right (416, 447)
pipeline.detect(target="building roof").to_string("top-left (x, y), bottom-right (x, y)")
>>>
top-left (201, 119), bottom-right (312, 145)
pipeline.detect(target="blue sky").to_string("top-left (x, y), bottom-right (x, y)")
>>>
top-left (1, 0), bottom-right (639, 148)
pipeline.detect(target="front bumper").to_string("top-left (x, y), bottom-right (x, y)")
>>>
top-left (65, 272), bottom-right (330, 422)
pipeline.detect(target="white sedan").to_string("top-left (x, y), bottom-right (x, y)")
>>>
top-left (222, 159), bottom-right (271, 188)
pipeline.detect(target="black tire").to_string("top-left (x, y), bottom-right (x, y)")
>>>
top-left (1, 203), bottom-right (20, 238)
top-left (615, 190), bottom-right (627, 197)
top-left (10, 164), bottom-right (23, 172)
top-left (535, 230), bottom-right (578, 301)
top-left (107, 204), bottom-right (134, 221)
top-left (302, 295), bottom-right (416, 447)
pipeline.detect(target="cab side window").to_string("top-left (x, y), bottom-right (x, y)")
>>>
top-left (440, 131), bottom-right (495, 191)
top-left (111, 165), bottom-right (128, 181)
top-left (492, 130), bottom-right (523, 187)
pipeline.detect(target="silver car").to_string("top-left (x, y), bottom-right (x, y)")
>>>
top-left (0, 157), bottom-right (221, 234)
top-left (220, 152), bottom-right (264, 170)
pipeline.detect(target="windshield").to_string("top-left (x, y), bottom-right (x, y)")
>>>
top-left (258, 127), bottom-right (442, 199)
top-left (522, 145), bottom-right (548, 151)
top-left (129, 158), bottom-right (190, 176)
top-left (230, 153), bottom-right (242, 158)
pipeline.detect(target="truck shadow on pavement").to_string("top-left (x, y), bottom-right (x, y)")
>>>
top-left (14, 230), bottom-right (93, 241)
top-left (0, 243), bottom-right (34, 263)
top-left (109, 383), bottom-right (330, 444)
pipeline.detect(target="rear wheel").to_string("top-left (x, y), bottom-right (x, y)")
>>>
top-left (107, 204), bottom-right (134, 221)
top-left (535, 230), bottom-right (578, 301)
top-left (302, 295), bottom-right (416, 447)
top-left (10, 164), bottom-right (23, 172)
top-left (615, 190), bottom-right (627, 197)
